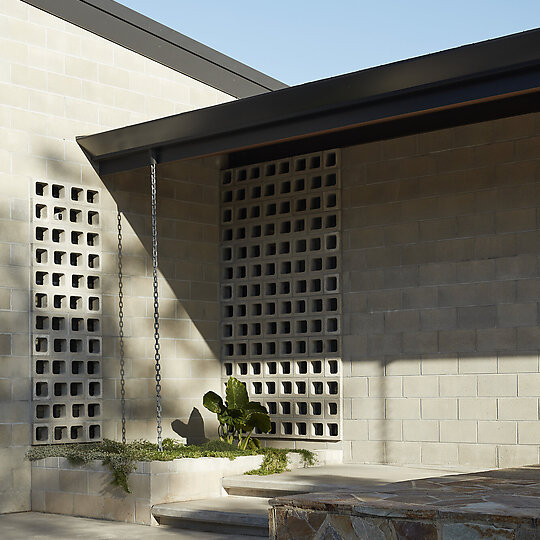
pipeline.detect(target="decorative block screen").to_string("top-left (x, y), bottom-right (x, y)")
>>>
top-left (31, 180), bottom-right (102, 444)
top-left (220, 151), bottom-right (342, 440)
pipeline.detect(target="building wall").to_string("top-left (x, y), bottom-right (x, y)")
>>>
top-left (0, 0), bottom-right (233, 513)
top-left (342, 112), bottom-right (540, 468)
top-left (99, 160), bottom-right (222, 447)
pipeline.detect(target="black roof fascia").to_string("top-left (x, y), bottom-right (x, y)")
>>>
top-left (77, 28), bottom-right (540, 175)
top-left (21, 0), bottom-right (286, 98)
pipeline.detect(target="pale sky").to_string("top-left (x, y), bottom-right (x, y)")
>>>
top-left (118, 1), bottom-right (540, 86)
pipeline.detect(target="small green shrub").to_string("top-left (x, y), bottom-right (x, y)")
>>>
top-left (203, 377), bottom-right (271, 449)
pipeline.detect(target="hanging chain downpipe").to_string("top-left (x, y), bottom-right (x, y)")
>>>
top-left (117, 210), bottom-right (127, 445)
top-left (150, 152), bottom-right (163, 451)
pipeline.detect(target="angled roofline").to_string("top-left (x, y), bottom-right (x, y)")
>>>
top-left (78, 28), bottom-right (540, 175)
top-left (21, 0), bottom-right (287, 98)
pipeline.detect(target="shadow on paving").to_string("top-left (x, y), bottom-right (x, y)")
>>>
top-left (0, 512), bottom-right (262, 540)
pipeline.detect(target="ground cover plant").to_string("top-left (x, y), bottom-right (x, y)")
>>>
top-left (26, 438), bottom-right (315, 493)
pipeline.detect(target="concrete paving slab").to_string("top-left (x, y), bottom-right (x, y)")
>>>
top-left (223, 462), bottom-right (487, 497)
top-left (0, 511), bottom-right (262, 540)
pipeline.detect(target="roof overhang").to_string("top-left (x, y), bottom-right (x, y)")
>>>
top-left (77, 28), bottom-right (540, 175)
top-left (22, 0), bottom-right (286, 98)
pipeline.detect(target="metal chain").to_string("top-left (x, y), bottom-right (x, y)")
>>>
top-left (150, 154), bottom-right (163, 451)
top-left (117, 210), bottom-right (126, 445)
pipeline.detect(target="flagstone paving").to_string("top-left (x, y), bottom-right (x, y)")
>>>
top-left (270, 465), bottom-right (540, 539)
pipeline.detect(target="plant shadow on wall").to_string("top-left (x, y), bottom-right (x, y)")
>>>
top-left (171, 407), bottom-right (208, 445)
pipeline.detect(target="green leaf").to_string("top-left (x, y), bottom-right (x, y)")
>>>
top-left (244, 411), bottom-right (272, 433)
top-left (203, 391), bottom-right (224, 414)
top-left (245, 401), bottom-right (268, 414)
top-left (226, 377), bottom-right (249, 410)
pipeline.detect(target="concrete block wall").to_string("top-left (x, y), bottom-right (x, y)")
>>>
top-left (100, 159), bottom-right (223, 445)
top-left (0, 0), bottom-right (233, 513)
top-left (342, 112), bottom-right (540, 468)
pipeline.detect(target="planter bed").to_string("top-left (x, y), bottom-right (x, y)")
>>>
top-left (31, 454), bottom-right (264, 525)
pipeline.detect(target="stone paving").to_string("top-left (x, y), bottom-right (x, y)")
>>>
top-left (270, 465), bottom-right (540, 539)
top-left (0, 511), bottom-right (262, 540)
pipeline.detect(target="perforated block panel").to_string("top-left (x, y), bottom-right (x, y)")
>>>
top-left (31, 180), bottom-right (102, 444)
top-left (220, 151), bottom-right (342, 440)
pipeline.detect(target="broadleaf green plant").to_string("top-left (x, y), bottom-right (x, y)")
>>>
top-left (203, 376), bottom-right (271, 449)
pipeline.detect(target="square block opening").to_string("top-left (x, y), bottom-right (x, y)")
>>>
top-left (52, 360), bottom-right (66, 375)
top-left (51, 184), bottom-right (64, 199)
top-left (35, 404), bottom-right (49, 419)
top-left (87, 276), bottom-right (99, 289)
top-left (87, 190), bottom-right (99, 204)
top-left (327, 423), bottom-right (339, 437)
top-left (71, 231), bottom-right (82, 244)
top-left (35, 360), bottom-right (49, 374)
top-left (71, 187), bottom-right (83, 201)
top-left (35, 316), bottom-right (48, 330)
top-left (72, 404), bottom-right (84, 418)
top-left (34, 337), bottom-right (48, 353)
top-left (35, 182), bottom-right (48, 196)
top-left (70, 382), bottom-right (83, 396)
top-left (88, 381), bottom-right (101, 397)
top-left (51, 317), bottom-right (65, 331)
top-left (87, 319), bottom-right (99, 332)
top-left (35, 204), bottom-right (47, 219)
top-left (54, 426), bottom-right (67, 441)
top-left (87, 211), bottom-right (99, 226)
top-left (35, 426), bottom-right (49, 442)
top-left (69, 252), bottom-right (81, 266)
top-left (281, 422), bottom-right (293, 435)
top-left (53, 382), bottom-right (67, 396)
top-left (52, 273), bottom-right (64, 287)
top-left (280, 402), bottom-right (291, 415)
top-left (35, 248), bottom-right (48, 264)
top-left (35, 293), bottom-right (47, 309)
top-left (54, 207), bottom-right (66, 221)
top-left (71, 361), bottom-right (84, 375)
top-left (89, 425), bottom-right (101, 439)
top-left (54, 295), bottom-right (66, 309)
top-left (328, 402), bottom-right (338, 415)
top-left (297, 402), bottom-right (308, 415)
top-left (69, 339), bottom-right (83, 353)
top-left (88, 339), bottom-right (100, 354)
top-left (35, 227), bottom-right (48, 241)
top-left (327, 381), bottom-right (339, 395)
top-left (281, 381), bottom-right (292, 395)
top-left (70, 426), bottom-right (83, 440)
top-left (88, 404), bottom-right (100, 417)
top-left (87, 233), bottom-right (99, 246)
top-left (266, 361), bottom-right (277, 375)
top-left (52, 229), bottom-right (64, 243)
top-left (53, 338), bottom-right (67, 352)
top-left (53, 404), bottom-right (66, 418)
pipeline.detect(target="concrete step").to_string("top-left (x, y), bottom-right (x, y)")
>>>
top-left (152, 495), bottom-right (270, 537)
top-left (223, 463), bottom-right (480, 498)
top-left (223, 475), bottom-right (340, 498)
